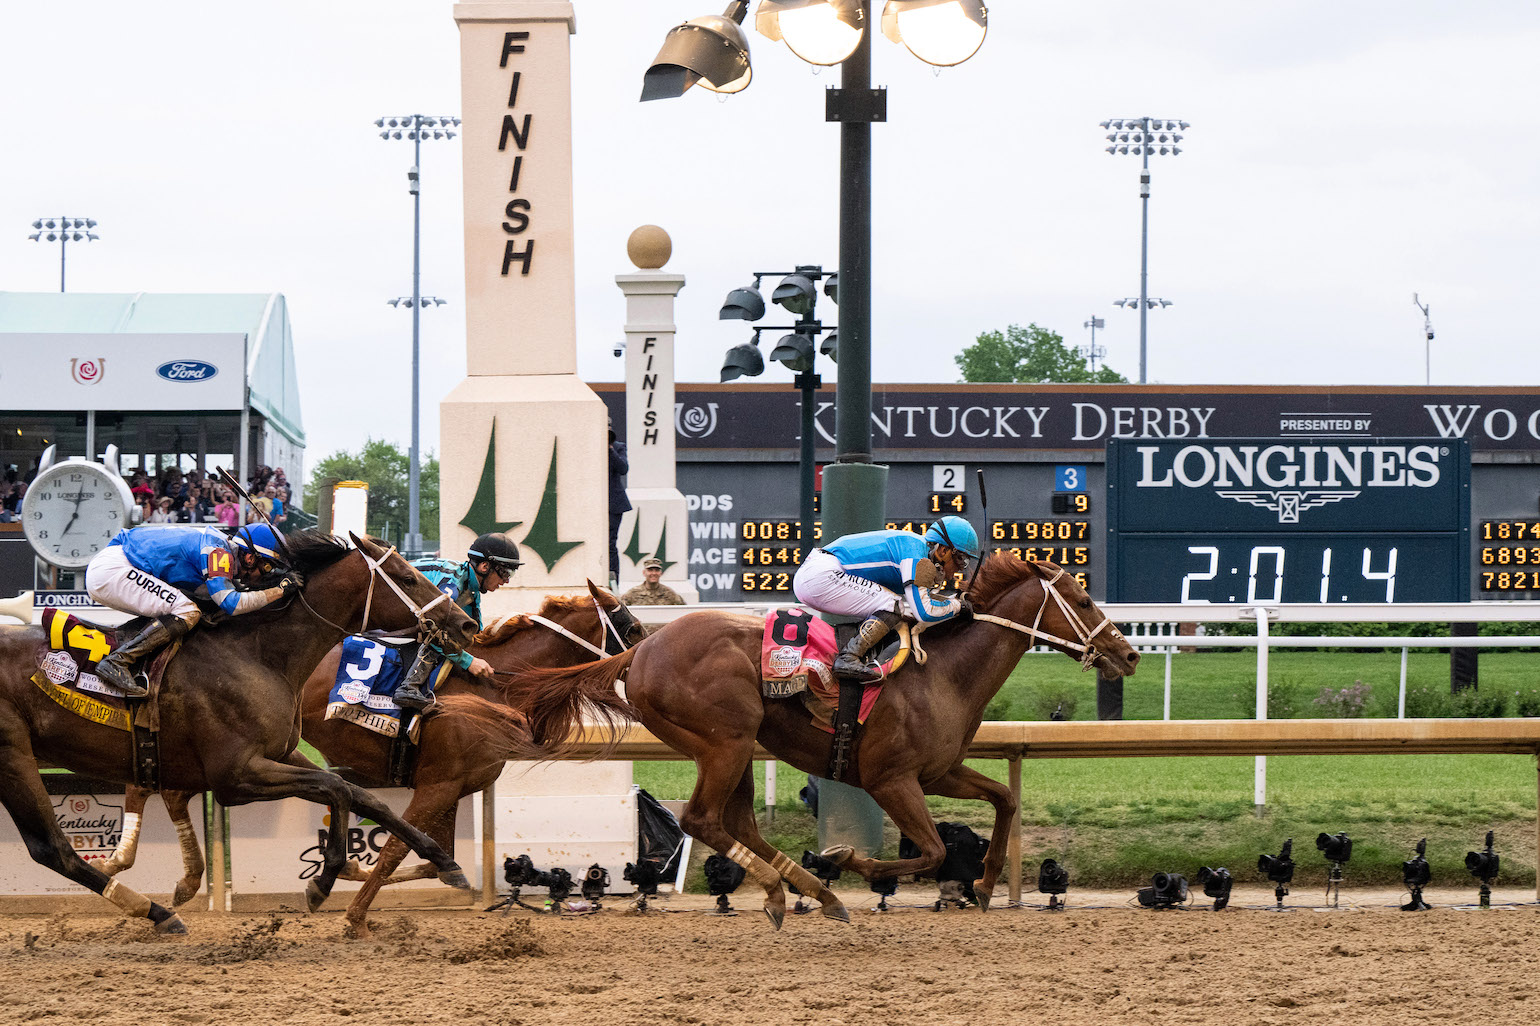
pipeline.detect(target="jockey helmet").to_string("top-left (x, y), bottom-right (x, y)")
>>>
top-left (925, 516), bottom-right (981, 560)
top-left (232, 523), bottom-right (283, 561)
top-left (467, 532), bottom-right (523, 576)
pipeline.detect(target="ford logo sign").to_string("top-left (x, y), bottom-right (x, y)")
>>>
top-left (156, 360), bottom-right (218, 382)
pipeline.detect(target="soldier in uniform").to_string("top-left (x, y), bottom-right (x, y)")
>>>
top-left (621, 556), bottom-right (685, 606)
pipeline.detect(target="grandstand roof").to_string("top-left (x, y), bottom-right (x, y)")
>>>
top-left (0, 291), bottom-right (304, 446)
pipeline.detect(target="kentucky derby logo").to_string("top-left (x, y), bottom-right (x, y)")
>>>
top-left (40, 649), bottom-right (77, 686)
top-left (156, 360), bottom-right (218, 382)
top-left (768, 645), bottom-right (802, 677)
top-left (70, 358), bottom-right (105, 385)
top-left (675, 402), bottom-right (719, 440)
top-left (1215, 490), bottom-right (1360, 524)
top-left (52, 795), bottom-right (123, 861)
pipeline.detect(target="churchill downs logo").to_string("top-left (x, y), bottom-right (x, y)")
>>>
top-left (1136, 443), bottom-right (1446, 523)
top-left (674, 402), bottom-right (719, 439)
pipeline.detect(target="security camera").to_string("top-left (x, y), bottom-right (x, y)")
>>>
top-left (614, 339), bottom-right (626, 358)
top-left (1426, 329), bottom-right (1435, 342)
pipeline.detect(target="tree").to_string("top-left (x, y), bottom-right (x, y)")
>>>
top-left (307, 438), bottom-right (439, 546)
top-left (955, 323), bottom-right (1128, 383)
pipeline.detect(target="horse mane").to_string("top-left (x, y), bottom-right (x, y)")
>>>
top-left (965, 552), bottom-right (1042, 612)
top-left (279, 529), bottom-right (355, 575)
top-left (473, 594), bottom-right (596, 647)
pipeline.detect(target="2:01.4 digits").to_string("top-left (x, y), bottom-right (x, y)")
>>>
top-left (1180, 545), bottom-right (1398, 603)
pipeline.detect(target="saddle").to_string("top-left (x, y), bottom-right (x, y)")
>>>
top-left (30, 609), bottom-right (178, 789)
top-left (323, 636), bottom-right (446, 786)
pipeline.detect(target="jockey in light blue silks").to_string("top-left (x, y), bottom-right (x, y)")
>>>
top-left (390, 531), bottom-right (522, 711)
top-left (791, 515), bottom-right (981, 683)
top-left (85, 523), bottom-right (301, 696)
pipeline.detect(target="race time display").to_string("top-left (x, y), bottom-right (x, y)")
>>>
top-left (1105, 438), bottom-right (1471, 603)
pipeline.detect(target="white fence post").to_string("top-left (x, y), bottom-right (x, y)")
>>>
top-left (1254, 607), bottom-right (1270, 808)
top-left (1399, 647), bottom-right (1409, 719)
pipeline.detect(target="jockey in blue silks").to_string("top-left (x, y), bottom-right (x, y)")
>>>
top-left (791, 515), bottom-right (981, 683)
top-left (390, 531), bottom-right (522, 711)
top-left (86, 522), bottom-right (301, 696)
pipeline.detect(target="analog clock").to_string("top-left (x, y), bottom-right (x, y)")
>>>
top-left (21, 445), bottom-right (134, 570)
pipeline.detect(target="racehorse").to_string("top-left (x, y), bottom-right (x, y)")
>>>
top-left (0, 531), bottom-right (478, 934)
top-left (104, 582), bottom-right (644, 939)
top-left (511, 555), bottom-right (1140, 927)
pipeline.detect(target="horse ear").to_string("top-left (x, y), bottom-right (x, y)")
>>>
top-left (348, 531), bottom-right (370, 553)
top-left (586, 578), bottom-right (611, 605)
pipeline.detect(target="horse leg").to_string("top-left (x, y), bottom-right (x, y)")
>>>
top-left (822, 775), bottom-right (948, 888)
top-left (677, 746), bottom-right (788, 930)
top-left (0, 718), bottom-right (184, 934)
top-left (100, 784), bottom-right (152, 878)
top-left (160, 790), bottom-right (207, 906)
top-left (211, 757), bottom-right (467, 910)
top-left (342, 781), bottom-right (461, 940)
top-left (723, 766), bottom-right (849, 923)
top-left (926, 764), bottom-right (1019, 912)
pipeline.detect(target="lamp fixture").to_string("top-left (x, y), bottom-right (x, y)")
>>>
top-left (881, 0), bottom-right (988, 66)
top-left (757, 0), bottom-right (866, 66)
top-left (641, 1), bottom-right (753, 101)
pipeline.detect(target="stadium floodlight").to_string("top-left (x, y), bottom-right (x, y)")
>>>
top-left (823, 272), bottom-right (839, 304)
top-left (720, 340), bottom-right (766, 381)
top-left (880, 0), bottom-right (988, 67)
top-left (720, 281), bottom-right (767, 320)
top-left (1100, 115), bottom-right (1190, 383)
top-left (756, 0), bottom-right (865, 66)
top-left (771, 270), bottom-right (821, 317)
top-left (819, 331), bottom-right (839, 362)
top-left (769, 332), bottom-right (817, 372)
top-left (28, 215), bottom-right (99, 292)
top-left (377, 113), bottom-right (460, 554)
top-left (641, 2), bottom-right (754, 101)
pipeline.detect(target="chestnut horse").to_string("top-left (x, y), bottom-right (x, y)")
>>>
top-left (107, 582), bottom-right (643, 938)
top-left (513, 555), bottom-right (1140, 927)
top-left (0, 531), bottom-right (477, 934)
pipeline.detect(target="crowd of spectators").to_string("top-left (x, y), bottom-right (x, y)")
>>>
top-left (0, 462), bottom-right (295, 529)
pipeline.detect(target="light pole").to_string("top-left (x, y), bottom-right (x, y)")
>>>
top-left (719, 266), bottom-right (839, 544)
top-left (1080, 316), bottom-right (1106, 374)
top-left (1413, 293), bottom-right (1434, 385)
top-left (1102, 116), bottom-right (1188, 384)
top-left (377, 114), bottom-right (460, 554)
top-left (1114, 295), bottom-right (1172, 362)
top-left (28, 218), bottom-right (98, 292)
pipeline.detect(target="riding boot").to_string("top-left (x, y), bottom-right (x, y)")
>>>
top-left (831, 610), bottom-right (904, 683)
top-left (393, 647), bottom-right (443, 711)
top-left (94, 616), bottom-right (190, 698)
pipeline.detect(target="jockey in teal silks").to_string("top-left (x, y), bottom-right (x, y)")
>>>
top-left (390, 531), bottom-right (522, 711)
top-left (86, 523), bottom-right (300, 696)
top-left (791, 515), bottom-right (981, 683)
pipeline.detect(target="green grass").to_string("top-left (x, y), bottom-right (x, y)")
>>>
top-left (634, 649), bottom-right (1540, 889)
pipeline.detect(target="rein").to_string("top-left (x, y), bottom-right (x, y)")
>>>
top-left (291, 544), bottom-right (452, 645)
top-left (971, 565), bottom-right (1117, 670)
top-left (528, 614), bottom-right (608, 660)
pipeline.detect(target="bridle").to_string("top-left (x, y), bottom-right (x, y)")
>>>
top-left (295, 543), bottom-right (454, 647)
top-left (529, 594), bottom-right (635, 659)
top-left (971, 564), bottom-right (1123, 671)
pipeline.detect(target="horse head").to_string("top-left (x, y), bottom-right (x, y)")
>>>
top-left (346, 533), bottom-right (477, 651)
top-left (585, 579), bottom-right (649, 653)
top-left (969, 555), bottom-right (1140, 678)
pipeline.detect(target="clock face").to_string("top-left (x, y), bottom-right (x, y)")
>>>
top-left (21, 461), bottom-right (133, 569)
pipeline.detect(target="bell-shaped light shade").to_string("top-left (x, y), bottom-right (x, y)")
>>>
top-left (769, 333), bottom-right (816, 372)
top-left (819, 331), bottom-right (839, 362)
top-left (771, 273), bottom-right (818, 316)
top-left (881, 0), bottom-right (987, 67)
top-left (757, 0), bottom-right (865, 67)
top-left (720, 341), bottom-right (766, 381)
top-left (720, 284), bottom-right (767, 321)
top-left (642, 14), bottom-right (753, 100)
top-left (823, 272), bottom-right (839, 305)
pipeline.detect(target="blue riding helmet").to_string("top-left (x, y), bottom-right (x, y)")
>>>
top-left (925, 515), bottom-right (981, 560)
top-left (232, 523), bottom-right (283, 562)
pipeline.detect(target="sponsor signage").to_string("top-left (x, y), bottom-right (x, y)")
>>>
top-left (596, 385), bottom-right (1540, 454)
top-left (0, 333), bottom-right (245, 411)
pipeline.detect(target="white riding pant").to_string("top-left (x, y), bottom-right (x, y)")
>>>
top-left (792, 549), bottom-right (901, 619)
top-left (86, 545), bottom-right (199, 621)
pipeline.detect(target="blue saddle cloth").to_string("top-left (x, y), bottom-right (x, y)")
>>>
top-left (325, 636), bottom-right (410, 735)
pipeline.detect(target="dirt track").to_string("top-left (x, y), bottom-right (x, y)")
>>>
top-left (2, 886), bottom-right (1537, 1025)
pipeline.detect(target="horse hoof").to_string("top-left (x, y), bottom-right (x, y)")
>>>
top-left (820, 844), bottom-right (855, 867)
top-left (439, 869), bottom-right (471, 890)
top-left (976, 891), bottom-right (992, 913)
top-left (173, 882), bottom-right (198, 907)
top-left (763, 904), bottom-right (786, 931)
top-left (343, 920), bottom-right (371, 942)
top-left (305, 878), bottom-right (332, 912)
top-left (155, 914), bottom-right (187, 936)
top-left (821, 902), bottom-right (851, 923)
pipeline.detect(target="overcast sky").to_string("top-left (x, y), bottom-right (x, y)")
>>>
top-left (4, 1), bottom-right (1537, 466)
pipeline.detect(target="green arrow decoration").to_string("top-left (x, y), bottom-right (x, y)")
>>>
top-left (458, 419), bottom-right (522, 537)
top-left (520, 438), bottom-right (583, 572)
top-left (651, 517), bottom-right (677, 574)
top-left (622, 515), bottom-right (646, 568)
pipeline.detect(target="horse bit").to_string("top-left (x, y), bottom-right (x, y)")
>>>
top-left (970, 565), bottom-right (1122, 670)
top-left (294, 544), bottom-right (455, 650)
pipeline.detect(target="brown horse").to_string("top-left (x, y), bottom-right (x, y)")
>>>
top-left (512, 555), bottom-right (1140, 927)
top-left (107, 582), bottom-right (644, 938)
top-left (0, 531), bottom-right (477, 934)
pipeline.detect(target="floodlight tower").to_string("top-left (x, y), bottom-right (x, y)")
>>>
top-left (28, 217), bottom-right (99, 292)
top-left (376, 113), bottom-right (461, 553)
top-left (1080, 316), bottom-right (1106, 373)
top-left (1101, 117), bottom-right (1188, 383)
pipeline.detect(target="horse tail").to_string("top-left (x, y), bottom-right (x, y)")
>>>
top-left (431, 695), bottom-right (548, 764)
top-left (514, 647), bottom-right (639, 760)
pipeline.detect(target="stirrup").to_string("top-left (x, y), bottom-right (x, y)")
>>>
top-left (96, 661), bottom-right (149, 699)
top-left (393, 685), bottom-right (433, 711)
top-left (832, 654), bottom-right (882, 684)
